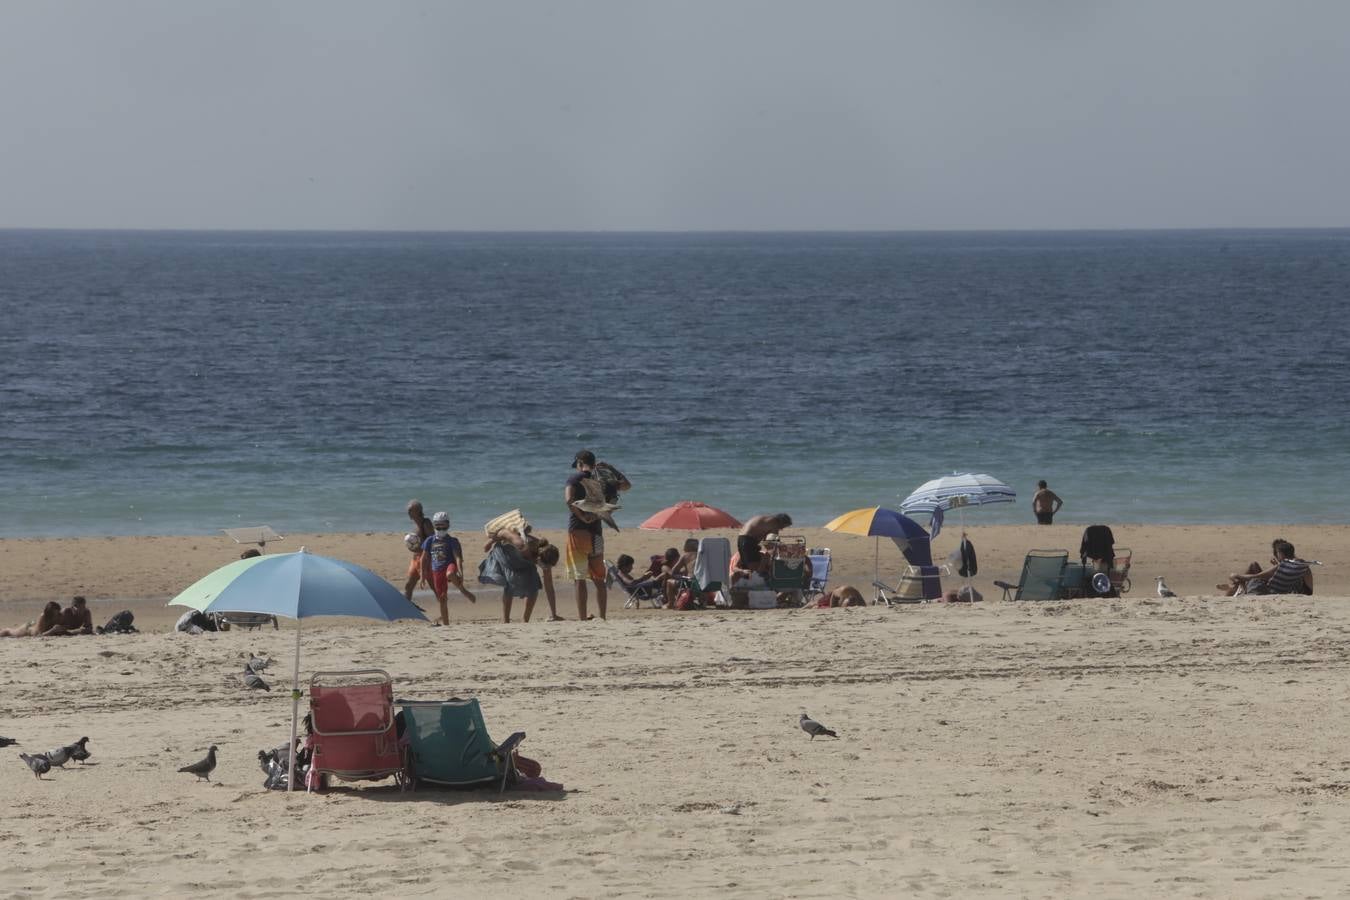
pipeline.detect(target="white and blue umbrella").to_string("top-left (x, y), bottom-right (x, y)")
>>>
top-left (169, 548), bottom-right (426, 790)
top-left (900, 473), bottom-right (1015, 599)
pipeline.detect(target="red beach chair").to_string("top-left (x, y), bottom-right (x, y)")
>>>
top-left (306, 669), bottom-right (406, 791)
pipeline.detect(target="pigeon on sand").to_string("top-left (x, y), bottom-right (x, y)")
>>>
top-left (44, 744), bottom-right (71, 767)
top-left (20, 752), bottom-right (51, 779)
top-left (799, 713), bottom-right (839, 740)
top-left (65, 737), bottom-right (91, 764)
top-left (0, 736), bottom-right (18, 748)
top-left (1155, 576), bottom-right (1177, 598)
top-left (242, 664), bottom-right (270, 691)
top-left (179, 746), bottom-right (218, 781)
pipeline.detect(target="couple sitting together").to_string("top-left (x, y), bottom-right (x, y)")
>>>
top-left (1219, 538), bottom-right (1314, 596)
top-left (611, 540), bottom-right (698, 607)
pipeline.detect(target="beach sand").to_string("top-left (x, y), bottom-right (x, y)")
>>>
top-left (3, 525), bottom-right (1349, 897)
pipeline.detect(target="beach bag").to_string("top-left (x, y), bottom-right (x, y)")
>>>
top-left (674, 588), bottom-right (697, 611)
top-left (98, 610), bottom-right (137, 634)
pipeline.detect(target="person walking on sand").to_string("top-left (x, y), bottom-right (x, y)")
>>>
top-left (1032, 480), bottom-right (1063, 525)
top-left (564, 450), bottom-right (628, 620)
top-left (403, 500), bottom-right (435, 603)
top-left (421, 511), bottom-right (476, 625)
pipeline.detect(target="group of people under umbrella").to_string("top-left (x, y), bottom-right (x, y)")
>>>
top-left (166, 472), bottom-right (1015, 793)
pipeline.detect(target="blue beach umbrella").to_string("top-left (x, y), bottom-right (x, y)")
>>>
top-left (901, 473), bottom-right (1016, 597)
top-left (169, 548), bottom-right (426, 791)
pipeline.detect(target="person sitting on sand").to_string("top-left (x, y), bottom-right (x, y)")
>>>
top-left (663, 540), bottom-right (699, 606)
top-left (1220, 539), bottom-right (1314, 596)
top-left (0, 601), bottom-right (62, 638)
top-left (44, 595), bottom-right (94, 635)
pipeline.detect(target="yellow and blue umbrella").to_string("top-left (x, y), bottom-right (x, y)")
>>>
top-left (824, 507), bottom-right (932, 582)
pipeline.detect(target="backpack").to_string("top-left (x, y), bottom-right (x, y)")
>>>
top-left (97, 610), bottom-right (137, 634)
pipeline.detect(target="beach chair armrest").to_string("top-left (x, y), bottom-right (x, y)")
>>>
top-left (494, 731), bottom-right (527, 757)
top-left (992, 580), bottom-right (1016, 602)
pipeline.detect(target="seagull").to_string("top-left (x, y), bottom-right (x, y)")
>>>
top-left (20, 752), bottom-right (51, 779)
top-left (66, 737), bottom-right (91, 764)
top-left (799, 713), bottom-right (839, 741)
top-left (179, 746), bottom-right (218, 782)
top-left (242, 664), bottom-right (270, 691)
top-left (1156, 576), bottom-right (1177, 598)
top-left (0, 736), bottom-right (18, 748)
top-left (44, 744), bottom-right (72, 768)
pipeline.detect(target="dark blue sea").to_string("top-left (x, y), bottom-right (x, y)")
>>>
top-left (3, 229), bottom-right (1348, 538)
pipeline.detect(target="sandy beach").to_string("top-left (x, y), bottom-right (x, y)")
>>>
top-left (3, 524), bottom-right (1349, 898)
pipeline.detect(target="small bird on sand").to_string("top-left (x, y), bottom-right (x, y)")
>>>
top-left (245, 652), bottom-right (273, 672)
top-left (44, 744), bottom-right (71, 768)
top-left (1156, 576), bottom-right (1177, 598)
top-left (65, 737), bottom-right (91, 764)
top-left (799, 713), bottom-right (839, 740)
top-left (257, 749), bottom-right (275, 776)
top-left (20, 752), bottom-right (51, 779)
top-left (0, 736), bottom-right (18, 748)
top-left (242, 664), bottom-right (270, 691)
top-left (179, 746), bottom-right (218, 782)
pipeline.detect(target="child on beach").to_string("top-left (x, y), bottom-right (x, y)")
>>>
top-left (421, 511), bottom-right (477, 625)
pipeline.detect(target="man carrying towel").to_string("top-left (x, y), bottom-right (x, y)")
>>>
top-left (564, 450), bottom-right (625, 620)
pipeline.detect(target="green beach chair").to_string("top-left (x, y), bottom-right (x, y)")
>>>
top-left (994, 550), bottom-right (1069, 601)
top-left (397, 699), bottom-right (525, 792)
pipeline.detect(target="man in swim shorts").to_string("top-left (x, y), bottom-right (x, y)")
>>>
top-left (421, 511), bottom-right (476, 625)
top-left (1032, 480), bottom-right (1062, 525)
top-left (565, 450), bottom-right (610, 620)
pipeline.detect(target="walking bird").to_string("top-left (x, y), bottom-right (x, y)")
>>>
top-left (179, 746), bottom-right (218, 782)
top-left (1155, 576), bottom-right (1177, 598)
top-left (799, 713), bottom-right (839, 740)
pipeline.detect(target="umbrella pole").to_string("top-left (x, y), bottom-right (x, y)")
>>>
top-left (873, 537), bottom-right (879, 585)
top-left (287, 618), bottom-right (302, 792)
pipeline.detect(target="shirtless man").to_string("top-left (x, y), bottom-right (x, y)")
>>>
top-left (1032, 481), bottom-right (1062, 525)
top-left (44, 596), bottom-right (94, 636)
top-left (564, 450), bottom-right (630, 621)
top-left (733, 513), bottom-right (792, 582)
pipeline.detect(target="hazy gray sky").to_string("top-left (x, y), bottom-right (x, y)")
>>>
top-left (2, 1), bottom-right (1347, 230)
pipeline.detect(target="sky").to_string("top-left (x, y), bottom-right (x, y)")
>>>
top-left (1, 0), bottom-right (1348, 231)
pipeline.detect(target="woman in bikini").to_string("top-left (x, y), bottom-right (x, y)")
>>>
top-left (0, 601), bottom-right (61, 637)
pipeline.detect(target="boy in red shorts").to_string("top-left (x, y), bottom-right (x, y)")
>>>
top-left (421, 511), bottom-right (477, 625)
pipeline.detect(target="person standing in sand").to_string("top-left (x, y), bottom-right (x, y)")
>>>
top-left (564, 450), bottom-right (629, 621)
top-left (420, 511), bottom-right (476, 625)
top-left (1032, 481), bottom-right (1062, 525)
top-left (403, 500), bottom-right (435, 603)
top-left (734, 513), bottom-right (793, 581)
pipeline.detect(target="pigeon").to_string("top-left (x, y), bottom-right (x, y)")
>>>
top-left (242, 664), bottom-right (270, 691)
top-left (0, 736), bottom-right (18, 748)
top-left (1156, 576), bottom-right (1177, 598)
top-left (179, 745), bottom-right (218, 781)
top-left (257, 749), bottom-right (274, 776)
top-left (245, 653), bottom-right (273, 672)
top-left (44, 744), bottom-right (72, 768)
top-left (66, 737), bottom-right (91, 764)
top-left (799, 713), bottom-right (839, 740)
top-left (20, 752), bottom-right (51, 779)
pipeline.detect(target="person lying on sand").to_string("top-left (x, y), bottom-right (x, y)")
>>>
top-left (819, 585), bottom-right (866, 607)
top-left (0, 601), bottom-right (61, 637)
top-left (43, 596), bottom-right (94, 635)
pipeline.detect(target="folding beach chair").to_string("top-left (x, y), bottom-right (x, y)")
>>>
top-left (691, 537), bottom-right (731, 607)
top-left (993, 550), bottom-right (1070, 601)
top-left (398, 698), bottom-right (526, 793)
top-left (804, 548), bottom-right (832, 605)
top-left (874, 563), bottom-right (948, 605)
top-left (213, 611), bottom-right (280, 631)
top-left (306, 669), bottom-right (406, 791)
top-left (1108, 548), bottom-right (1132, 596)
top-left (764, 536), bottom-right (810, 606)
top-left (606, 561), bottom-right (664, 609)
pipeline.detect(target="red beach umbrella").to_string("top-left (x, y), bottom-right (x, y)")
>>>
top-left (639, 501), bottom-right (741, 531)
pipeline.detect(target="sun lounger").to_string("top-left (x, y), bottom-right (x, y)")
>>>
top-left (306, 669), bottom-right (406, 791)
top-left (804, 549), bottom-right (832, 605)
top-left (993, 550), bottom-right (1069, 601)
top-left (397, 698), bottom-right (525, 792)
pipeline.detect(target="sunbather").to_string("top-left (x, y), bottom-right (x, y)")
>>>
top-left (43, 596), bottom-right (94, 635)
top-left (612, 554), bottom-right (666, 599)
top-left (1220, 539), bottom-right (1314, 596)
top-left (0, 601), bottom-right (61, 637)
